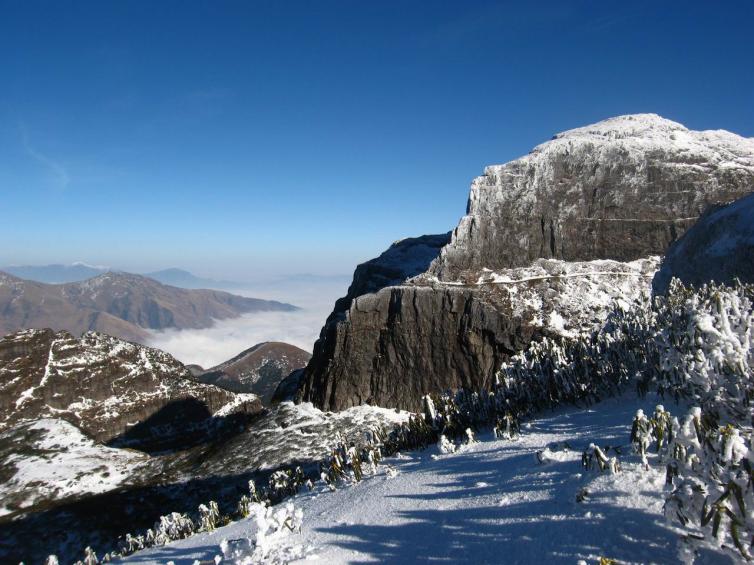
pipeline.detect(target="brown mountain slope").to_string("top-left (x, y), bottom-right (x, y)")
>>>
top-left (0, 271), bottom-right (297, 343)
top-left (0, 328), bottom-right (262, 449)
top-left (197, 341), bottom-right (311, 404)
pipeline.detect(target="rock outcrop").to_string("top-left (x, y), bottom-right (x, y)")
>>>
top-left (0, 329), bottom-right (262, 448)
top-left (431, 114), bottom-right (754, 280)
top-left (653, 191), bottom-right (754, 294)
top-left (299, 114), bottom-right (754, 412)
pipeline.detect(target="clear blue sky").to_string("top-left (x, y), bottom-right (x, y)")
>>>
top-left (1, 1), bottom-right (752, 279)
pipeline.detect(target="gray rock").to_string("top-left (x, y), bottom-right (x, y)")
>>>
top-left (653, 191), bottom-right (754, 294)
top-left (299, 114), bottom-right (754, 411)
top-left (431, 114), bottom-right (754, 280)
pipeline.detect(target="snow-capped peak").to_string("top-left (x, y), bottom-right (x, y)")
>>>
top-left (524, 112), bottom-right (754, 164)
top-left (552, 113), bottom-right (687, 141)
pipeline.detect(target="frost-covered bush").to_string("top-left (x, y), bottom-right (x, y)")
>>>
top-left (492, 279), bottom-right (754, 426)
top-left (652, 279), bottom-right (754, 421)
top-left (647, 405), bottom-right (754, 560)
top-left (198, 501), bottom-right (220, 532)
top-left (581, 443), bottom-right (621, 474)
top-left (219, 502), bottom-right (304, 564)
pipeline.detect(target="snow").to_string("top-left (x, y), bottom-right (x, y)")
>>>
top-left (419, 256), bottom-right (659, 338)
top-left (122, 394), bottom-right (693, 565)
top-left (213, 393), bottom-right (260, 417)
top-left (196, 402), bottom-right (411, 476)
top-left (0, 419), bottom-right (148, 517)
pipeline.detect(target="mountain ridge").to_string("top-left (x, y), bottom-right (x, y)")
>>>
top-left (0, 270), bottom-right (297, 343)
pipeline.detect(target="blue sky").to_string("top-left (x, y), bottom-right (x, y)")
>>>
top-left (1, 1), bottom-right (752, 279)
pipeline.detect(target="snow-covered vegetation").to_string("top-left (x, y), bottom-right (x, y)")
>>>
top-left (43, 277), bottom-right (754, 563)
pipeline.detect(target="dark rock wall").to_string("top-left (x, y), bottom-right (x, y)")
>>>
top-left (299, 286), bottom-right (537, 411)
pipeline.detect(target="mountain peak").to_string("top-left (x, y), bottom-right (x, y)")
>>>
top-left (553, 113), bottom-right (687, 141)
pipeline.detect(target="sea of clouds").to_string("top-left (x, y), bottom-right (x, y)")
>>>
top-left (146, 275), bottom-right (350, 369)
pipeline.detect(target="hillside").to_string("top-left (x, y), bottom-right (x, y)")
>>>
top-left (0, 271), bottom-right (296, 343)
top-left (197, 342), bottom-right (311, 404)
top-left (0, 329), bottom-right (262, 447)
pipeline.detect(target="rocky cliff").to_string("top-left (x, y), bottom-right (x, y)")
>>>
top-left (299, 114), bottom-right (754, 411)
top-left (431, 113), bottom-right (754, 280)
top-left (0, 329), bottom-right (262, 448)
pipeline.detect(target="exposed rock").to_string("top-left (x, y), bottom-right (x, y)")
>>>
top-left (0, 329), bottom-right (262, 447)
top-left (328, 233), bottom-right (451, 320)
top-left (272, 368), bottom-right (305, 404)
top-left (197, 342), bottom-right (311, 404)
top-left (300, 258), bottom-right (659, 411)
top-left (299, 114), bottom-right (754, 411)
top-left (431, 114), bottom-right (754, 280)
top-left (0, 271), bottom-right (297, 343)
top-left (653, 191), bottom-right (754, 294)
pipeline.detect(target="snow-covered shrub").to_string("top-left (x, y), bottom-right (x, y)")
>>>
top-left (198, 501), bottom-right (220, 532)
top-left (437, 434), bottom-right (456, 454)
top-left (465, 428), bottom-right (478, 444)
top-left (655, 405), bottom-right (754, 559)
top-left (581, 443), bottom-right (621, 474)
top-left (491, 279), bottom-right (753, 428)
top-left (219, 502), bottom-right (304, 564)
top-left (153, 511), bottom-right (195, 545)
top-left (82, 546), bottom-right (98, 565)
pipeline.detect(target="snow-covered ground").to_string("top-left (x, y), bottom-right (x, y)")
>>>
top-left (121, 393), bottom-right (729, 565)
top-left (0, 419), bottom-right (148, 517)
top-left (417, 256), bottom-right (659, 338)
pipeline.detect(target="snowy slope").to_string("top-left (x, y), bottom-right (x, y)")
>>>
top-left (654, 191), bottom-right (754, 293)
top-left (122, 394), bottom-right (720, 565)
top-left (0, 419), bottom-right (149, 517)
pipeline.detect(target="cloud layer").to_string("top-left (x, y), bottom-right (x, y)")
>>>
top-left (146, 276), bottom-right (349, 369)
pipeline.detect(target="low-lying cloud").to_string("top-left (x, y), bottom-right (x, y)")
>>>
top-left (146, 276), bottom-right (350, 369)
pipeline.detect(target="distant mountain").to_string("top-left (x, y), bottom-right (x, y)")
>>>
top-left (1, 262), bottom-right (109, 283)
top-left (0, 271), bottom-right (298, 343)
top-left (2, 264), bottom-right (249, 290)
top-left (144, 268), bottom-right (246, 290)
top-left (196, 341), bottom-right (311, 404)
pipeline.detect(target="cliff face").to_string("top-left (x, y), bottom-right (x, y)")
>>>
top-left (432, 114), bottom-right (754, 280)
top-left (299, 114), bottom-right (754, 412)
